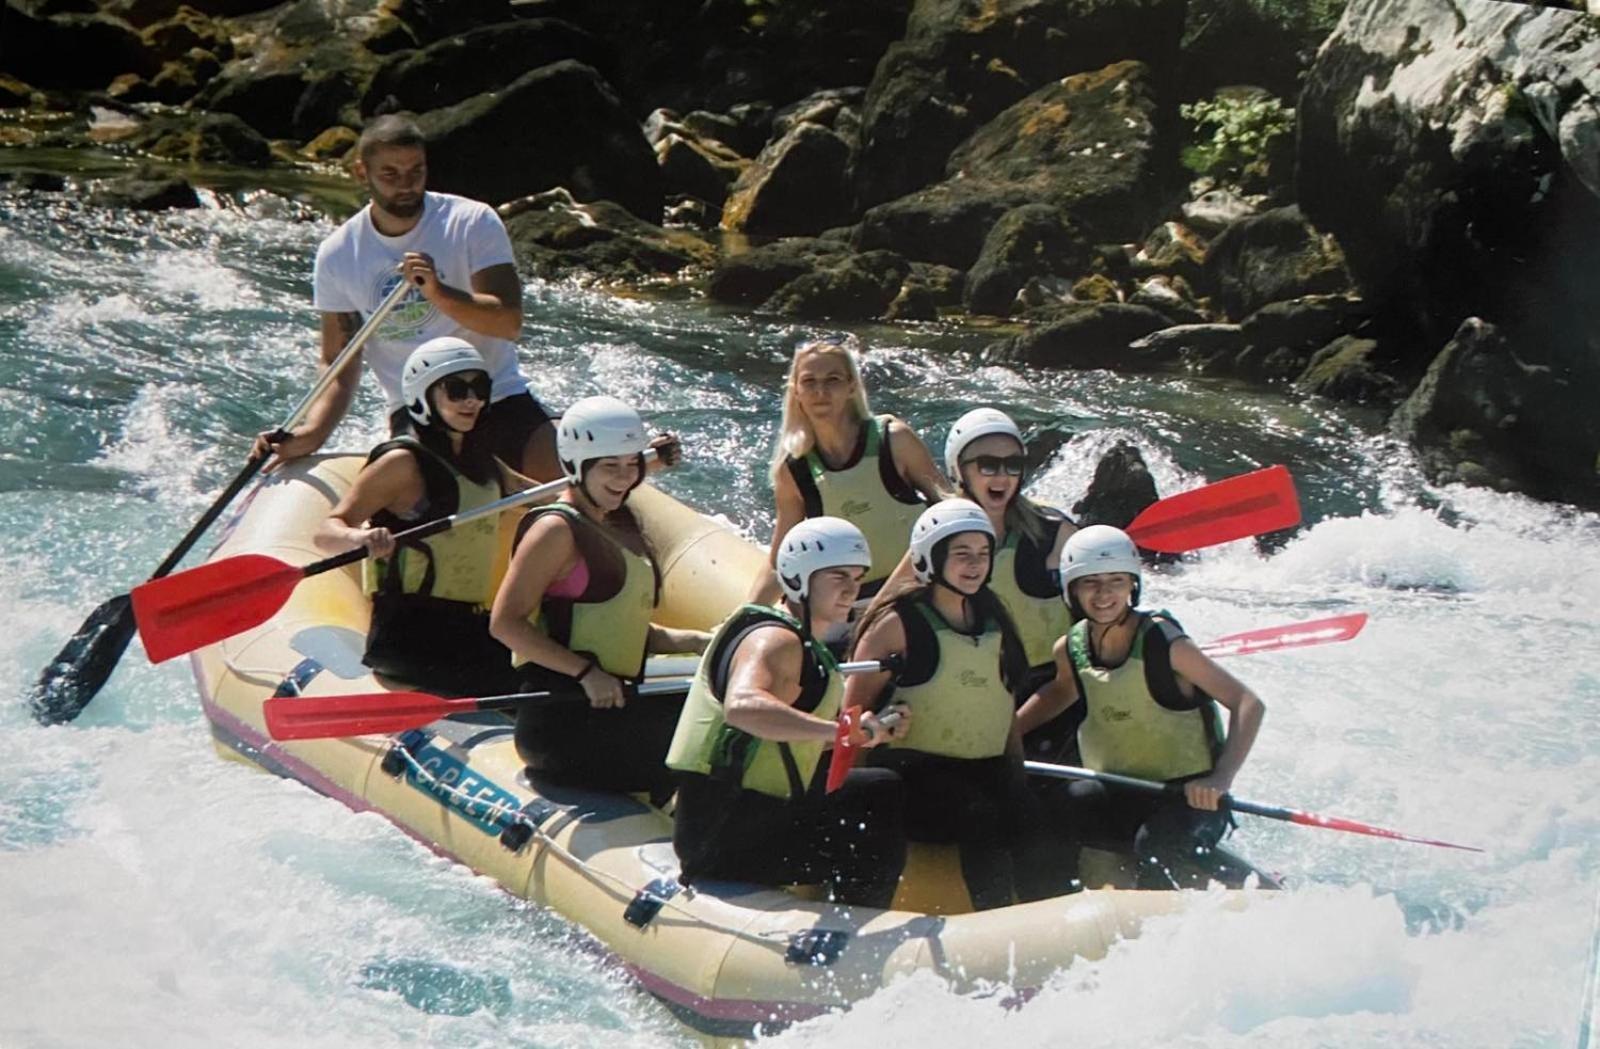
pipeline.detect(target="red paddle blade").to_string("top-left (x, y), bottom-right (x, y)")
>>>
top-left (1126, 465), bottom-right (1301, 553)
top-left (264, 690), bottom-right (471, 741)
top-left (1201, 613), bottom-right (1369, 658)
top-left (826, 710), bottom-right (861, 793)
top-left (132, 554), bottom-right (304, 663)
top-left (1286, 808), bottom-right (1483, 853)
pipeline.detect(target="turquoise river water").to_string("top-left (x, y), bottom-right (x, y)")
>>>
top-left (1, 186), bottom-right (1597, 1048)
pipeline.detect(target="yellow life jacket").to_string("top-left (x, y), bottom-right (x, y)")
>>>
top-left (666, 604), bottom-right (842, 801)
top-left (1070, 612), bottom-right (1223, 781)
top-left (886, 599), bottom-right (1016, 760)
top-left (789, 414), bottom-right (924, 584)
top-left (989, 515), bottom-right (1072, 670)
top-left (361, 437), bottom-right (506, 607)
top-left (514, 501), bottom-right (659, 680)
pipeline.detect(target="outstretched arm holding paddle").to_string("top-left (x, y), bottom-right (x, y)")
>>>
top-left (27, 275), bottom-right (413, 726)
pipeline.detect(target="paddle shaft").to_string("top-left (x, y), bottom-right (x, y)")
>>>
top-left (1023, 760), bottom-right (1483, 852)
top-left (28, 276), bottom-right (411, 724)
top-left (290, 449), bottom-right (656, 581)
top-left (159, 278), bottom-right (416, 578)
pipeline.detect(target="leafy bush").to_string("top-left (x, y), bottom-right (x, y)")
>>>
top-left (1180, 93), bottom-right (1296, 187)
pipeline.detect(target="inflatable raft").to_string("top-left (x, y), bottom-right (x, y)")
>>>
top-left (192, 455), bottom-right (1274, 1043)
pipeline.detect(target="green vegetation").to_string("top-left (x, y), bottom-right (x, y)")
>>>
top-left (1249, 0), bottom-right (1347, 39)
top-left (1180, 93), bottom-right (1296, 187)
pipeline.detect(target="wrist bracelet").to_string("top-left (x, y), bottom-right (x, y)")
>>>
top-left (574, 658), bottom-right (596, 682)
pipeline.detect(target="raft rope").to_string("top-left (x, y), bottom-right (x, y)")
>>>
top-left (384, 740), bottom-right (817, 947)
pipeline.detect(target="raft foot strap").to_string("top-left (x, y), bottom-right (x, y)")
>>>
top-left (786, 928), bottom-right (849, 967)
top-left (624, 877), bottom-right (682, 928)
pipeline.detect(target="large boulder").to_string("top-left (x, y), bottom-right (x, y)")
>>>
top-left (360, 19), bottom-right (612, 117)
top-left (855, 178), bottom-right (1033, 269)
top-left (982, 303), bottom-right (1172, 369)
top-left (706, 239), bottom-right (914, 321)
top-left (501, 189), bottom-right (714, 283)
top-left (1072, 440), bottom-right (1160, 531)
top-left (707, 238), bottom-right (847, 306)
top-left (1200, 205), bottom-right (1352, 319)
top-left (1391, 318), bottom-right (1599, 504)
top-left (946, 60), bottom-right (1172, 243)
top-left (963, 203), bottom-right (1091, 316)
top-left (0, 4), bottom-right (158, 89)
top-left (124, 111), bottom-right (274, 167)
top-left (721, 121), bottom-right (854, 237)
top-left (419, 61), bottom-right (663, 220)
top-left (1298, 0), bottom-right (1600, 505)
top-left (854, 0), bottom-right (1187, 210)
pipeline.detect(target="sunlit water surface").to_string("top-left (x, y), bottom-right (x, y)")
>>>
top-left (1, 188), bottom-right (1596, 1049)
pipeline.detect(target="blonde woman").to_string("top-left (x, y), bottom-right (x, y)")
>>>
top-left (751, 335), bottom-right (950, 606)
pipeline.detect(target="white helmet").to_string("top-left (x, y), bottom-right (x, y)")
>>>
top-left (776, 516), bottom-right (872, 603)
top-left (402, 336), bottom-right (488, 426)
top-left (1059, 524), bottom-right (1143, 615)
top-left (908, 498), bottom-right (995, 583)
top-left (557, 395), bottom-right (649, 487)
top-left (943, 407), bottom-right (1025, 481)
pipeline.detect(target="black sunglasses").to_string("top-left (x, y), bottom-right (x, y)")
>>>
top-left (439, 373), bottom-right (491, 402)
top-left (962, 454), bottom-right (1026, 477)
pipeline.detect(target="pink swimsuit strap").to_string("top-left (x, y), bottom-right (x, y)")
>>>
top-left (544, 554), bottom-right (590, 600)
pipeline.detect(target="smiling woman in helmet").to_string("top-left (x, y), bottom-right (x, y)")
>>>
top-left (666, 516), bottom-right (910, 906)
top-left (847, 499), bottom-right (1070, 908)
top-left (489, 396), bottom-right (709, 795)
top-left (1016, 525), bottom-right (1266, 887)
top-left (317, 336), bottom-right (530, 696)
top-left (941, 407), bottom-right (1078, 686)
top-left (750, 335), bottom-right (951, 607)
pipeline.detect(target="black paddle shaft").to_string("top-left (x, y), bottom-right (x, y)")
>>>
top-left (296, 510), bottom-right (476, 579)
top-left (27, 445), bottom-right (276, 725)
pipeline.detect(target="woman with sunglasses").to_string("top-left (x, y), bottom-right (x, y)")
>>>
top-left (751, 335), bottom-right (951, 608)
top-left (317, 337), bottom-right (528, 696)
top-left (490, 396), bottom-right (710, 797)
top-left (942, 408), bottom-right (1079, 758)
top-left (846, 500), bottom-right (1070, 909)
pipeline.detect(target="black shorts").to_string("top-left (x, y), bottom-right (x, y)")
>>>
top-left (388, 390), bottom-right (553, 468)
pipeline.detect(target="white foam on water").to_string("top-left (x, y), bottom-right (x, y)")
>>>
top-left (146, 248), bottom-right (261, 312)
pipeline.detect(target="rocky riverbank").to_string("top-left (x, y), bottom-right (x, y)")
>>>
top-left (3, 0), bottom-right (1597, 508)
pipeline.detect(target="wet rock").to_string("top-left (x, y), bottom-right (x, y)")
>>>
top-left (761, 250), bottom-right (911, 321)
top-left (1130, 322), bottom-right (1244, 369)
top-left (378, 0), bottom-right (513, 47)
top-left (1133, 221), bottom-right (1207, 284)
top-left (854, 0), bottom-right (1186, 211)
top-left (1298, 0), bottom-right (1600, 506)
top-left (141, 6), bottom-right (232, 64)
top-left (1128, 276), bottom-right (1205, 325)
top-left (419, 60), bottom-right (662, 219)
top-left (982, 303), bottom-right (1171, 369)
top-left (963, 203), bottom-right (1091, 317)
top-left (124, 111), bottom-right (273, 167)
top-left (655, 132), bottom-right (745, 211)
top-left (662, 195), bottom-right (716, 230)
top-left (0, 171), bottom-right (68, 192)
top-left (708, 238), bottom-right (845, 306)
top-left (947, 61), bottom-right (1171, 244)
top-left (302, 125), bottom-right (359, 160)
top-left (1200, 205), bottom-right (1352, 320)
top-left (771, 87), bottom-right (864, 140)
top-left (88, 169), bottom-right (200, 210)
top-left (721, 121), bottom-right (853, 237)
top-left (1295, 336), bottom-right (1405, 406)
top-left (1230, 295), bottom-right (1367, 381)
top-left (0, 74), bottom-right (40, 108)
top-left (360, 19), bottom-right (611, 118)
top-left (1071, 273), bottom-right (1122, 306)
top-left (1072, 441), bottom-right (1159, 531)
top-left (1391, 317), bottom-right (1599, 504)
top-left (855, 178), bottom-right (1032, 270)
top-left (0, 4), bottom-right (159, 89)
top-left (683, 102), bottom-right (772, 159)
top-left (1181, 187), bottom-right (1259, 235)
top-left (502, 188), bottom-right (714, 283)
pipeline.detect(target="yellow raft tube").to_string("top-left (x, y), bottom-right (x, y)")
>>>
top-left (191, 455), bottom-right (1270, 1042)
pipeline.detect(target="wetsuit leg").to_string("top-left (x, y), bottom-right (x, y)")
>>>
top-left (514, 669), bottom-right (685, 796)
top-left (1134, 802), bottom-right (1234, 889)
top-left (877, 753), bottom-right (1015, 910)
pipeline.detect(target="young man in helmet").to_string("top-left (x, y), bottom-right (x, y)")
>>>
top-left (848, 499), bottom-right (1070, 908)
top-left (490, 396), bottom-right (707, 797)
top-left (255, 114), bottom-right (559, 481)
top-left (1016, 525), bottom-right (1266, 887)
top-left (666, 517), bottom-right (910, 907)
top-left (316, 338), bottom-right (527, 695)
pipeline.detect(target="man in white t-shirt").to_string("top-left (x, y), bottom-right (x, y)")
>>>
top-left (255, 115), bottom-right (558, 479)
